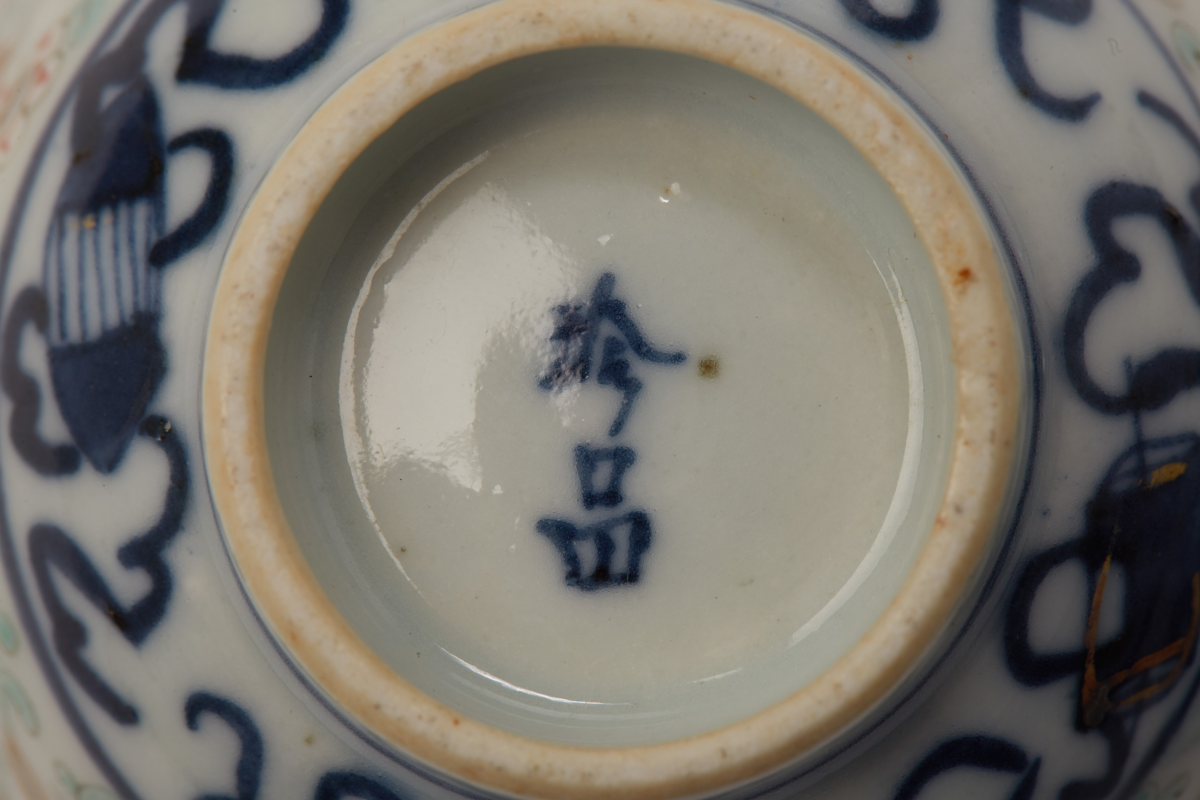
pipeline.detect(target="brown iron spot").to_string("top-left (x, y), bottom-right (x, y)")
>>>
top-left (698, 356), bottom-right (720, 379)
top-left (104, 603), bottom-right (128, 632)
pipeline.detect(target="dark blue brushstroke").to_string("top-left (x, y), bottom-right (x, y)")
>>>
top-left (185, 692), bottom-right (264, 800)
top-left (1, 288), bottom-right (81, 476)
top-left (28, 416), bottom-right (187, 724)
top-left (314, 772), bottom-right (406, 800)
top-left (149, 128), bottom-right (234, 268)
top-left (892, 736), bottom-right (1039, 800)
top-left (177, 0), bottom-right (350, 88)
top-left (536, 511), bottom-right (652, 590)
top-left (539, 273), bottom-right (685, 436)
top-left (1120, 0), bottom-right (1200, 124)
top-left (56, 76), bottom-right (165, 215)
top-left (839, 0), bottom-right (939, 41)
top-left (1137, 90), bottom-right (1200, 217)
top-left (49, 315), bottom-right (165, 474)
top-left (1063, 182), bottom-right (1200, 415)
top-left (995, 0), bottom-right (1101, 121)
top-left (574, 444), bottom-right (636, 510)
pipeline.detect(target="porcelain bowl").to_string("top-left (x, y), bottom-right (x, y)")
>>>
top-left (1, 0), bottom-right (1199, 799)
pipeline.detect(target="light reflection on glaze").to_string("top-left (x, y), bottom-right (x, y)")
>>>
top-left (315, 54), bottom-right (951, 739)
top-left (340, 160), bottom-right (580, 524)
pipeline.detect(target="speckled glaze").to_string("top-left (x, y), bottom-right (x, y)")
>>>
top-left (2, 0), bottom-right (1200, 799)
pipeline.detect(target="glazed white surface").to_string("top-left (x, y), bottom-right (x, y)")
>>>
top-left (2, 0), bottom-right (1200, 798)
top-left (286, 52), bottom-right (952, 743)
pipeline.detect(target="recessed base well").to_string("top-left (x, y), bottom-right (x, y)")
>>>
top-left (203, 1), bottom-right (1021, 797)
top-left (266, 47), bottom-right (953, 747)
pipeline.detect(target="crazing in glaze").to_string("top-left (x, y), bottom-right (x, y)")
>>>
top-left (536, 271), bottom-right (687, 590)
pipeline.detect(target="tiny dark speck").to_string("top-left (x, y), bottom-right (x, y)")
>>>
top-left (699, 356), bottom-right (720, 379)
top-left (399, 547), bottom-right (407, 553)
top-left (104, 604), bottom-right (128, 632)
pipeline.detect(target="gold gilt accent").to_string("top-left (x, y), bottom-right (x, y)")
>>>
top-left (1145, 462), bottom-right (1188, 489)
top-left (1081, 551), bottom-right (1200, 728)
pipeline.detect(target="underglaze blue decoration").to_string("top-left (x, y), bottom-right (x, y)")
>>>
top-left (1063, 184), bottom-right (1200, 415)
top-left (536, 511), bottom-right (653, 590)
top-left (0, 288), bottom-right (81, 476)
top-left (839, 0), bottom-right (1102, 122)
top-left (149, 130), bottom-right (234, 269)
top-left (573, 444), bottom-right (637, 510)
top-left (1064, 716), bottom-right (1130, 800)
top-left (176, 0), bottom-right (349, 88)
top-left (313, 772), bottom-right (407, 800)
top-left (1001, 431), bottom-right (1200, 798)
top-left (837, 0), bottom-right (939, 41)
top-left (47, 8), bottom-right (165, 474)
top-left (0, 0), bottom-right (354, 793)
top-left (0, 0), bottom-right (360, 794)
top-left (26, 415), bottom-right (186, 725)
top-left (891, 736), bottom-right (1040, 800)
top-left (537, 272), bottom-right (685, 590)
top-left (8, 0), bottom-right (1200, 797)
top-left (184, 692), bottom-right (264, 800)
top-left (1078, 436), bottom-right (1200, 728)
top-left (1006, 434), bottom-right (1200, 711)
top-left (888, 18), bottom-right (1200, 798)
top-left (995, 0), bottom-right (1101, 121)
top-left (991, 71), bottom-right (1200, 792)
top-left (539, 271), bottom-right (686, 437)
top-left (47, 38), bottom-right (207, 472)
top-left (39, 0), bottom-right (345, 475)
top-left (1136, 91), bottom-right (1200, 215)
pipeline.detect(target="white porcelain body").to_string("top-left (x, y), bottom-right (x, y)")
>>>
top-left (1, 0), bottom-right (1200, 799)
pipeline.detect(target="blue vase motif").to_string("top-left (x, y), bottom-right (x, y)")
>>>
top-left (44, 74), bottom-right (167, 474)
top-left (1079, 434), bottom-right (1200, 729)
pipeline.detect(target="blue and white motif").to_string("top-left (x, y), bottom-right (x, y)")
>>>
top-left (0, 1), bottom-right (392, 799)
top-left (43, 89), bottom-right (169, 476)
top-left (823, 2), bottom-right (1200, 799)
top-left (535, 271), bottom-right (686, 589)
top-left (3, 0), bottom-right (1200, 799)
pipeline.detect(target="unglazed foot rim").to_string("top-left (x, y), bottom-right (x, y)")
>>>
top-left (202, 0), bottom-right (1021, 797)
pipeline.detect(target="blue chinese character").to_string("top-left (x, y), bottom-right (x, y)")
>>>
top-left (574, 444), bottom-right (636, 509)
top-left (540, 272), bottom-right (686, 436)
top-left (535, 511), bottom-right (652, 590)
